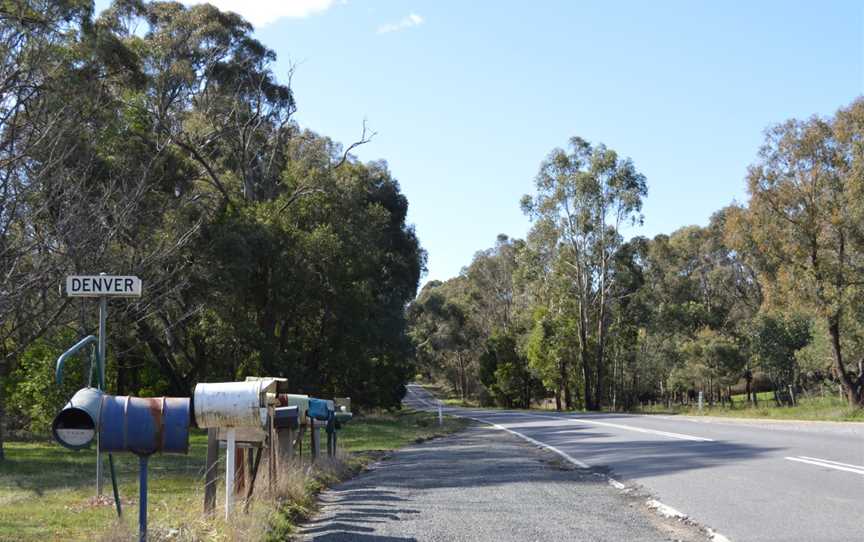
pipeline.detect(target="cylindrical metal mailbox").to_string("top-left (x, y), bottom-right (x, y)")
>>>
top-left (193, 381), bottom-right (269, 429)
top-left (99, 396), bottom-right (191, 455)
top-left (52, 387), bottom-right (105, 450)
top-left (308, 398), bottom-right (334, 421)
top-left (274, 406), bottom-right (299, 429)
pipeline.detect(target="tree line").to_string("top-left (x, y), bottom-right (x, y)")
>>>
top-left (409, 99), bottom-right (864, 412)
top-left (0, 0), bottom-right (425, 459)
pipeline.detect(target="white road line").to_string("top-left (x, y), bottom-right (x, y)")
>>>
top-left (785, 456), bottom-right (864, 476)
top-left (797, 456), bottom-right (864, 471)
top-left (408, 389), bottom-right (733, 542)
top-left (707, 527), bottom-right (733, 542)
top-left (464, 415), bottom-right (590, 468)
top-left (517, 412), bottom-right (715, 442)
top-left (646, 499), bottom-right (687, 519)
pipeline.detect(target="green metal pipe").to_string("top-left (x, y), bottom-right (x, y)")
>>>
top-left (55, 335), bottom-right (98, 385)
top-left (109, 454), bottom-right (122, 518)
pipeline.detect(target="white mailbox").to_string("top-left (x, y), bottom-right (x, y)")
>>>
top-left (193, 380), bottom-right (278, 429)
top-left (192, 379), bottom-right (279, 520)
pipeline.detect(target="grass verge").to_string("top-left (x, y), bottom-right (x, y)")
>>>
top-left (637, 395), bottom-right (864, 422)
top-left (420, 379), bottom-right (864, 422)
top-left (0, 410), bottom-right (468, 541)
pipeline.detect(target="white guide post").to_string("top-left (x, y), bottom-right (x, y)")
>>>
top-left (438, 402), bottom-right (443, 426)
top-left (698, 391), bottom-right (704, 412)
top-left (225, 428), bottom-right (236, 520)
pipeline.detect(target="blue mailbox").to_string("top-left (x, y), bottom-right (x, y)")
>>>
top-left (274, 405), bottom-right (300, 430)
top-left (307, 398), bottom-right (334, 421)
top-left (52, 387), bottom-right (104, 450)
top-left (99, 395), bottom-right (191, 455)
top-left (52, 389), bottom-right (192, 542)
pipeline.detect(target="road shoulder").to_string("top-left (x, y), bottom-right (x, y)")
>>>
top-left (296, 423), bottom-right (707, 541)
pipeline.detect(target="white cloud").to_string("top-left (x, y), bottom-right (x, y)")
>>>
top-left (377, 13), bottom-right (424, 34)
top-left (181, 0), bottom-right (336, 27)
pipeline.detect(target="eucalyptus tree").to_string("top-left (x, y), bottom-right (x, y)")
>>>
top-left (0, 0), bottom-right (101, 460)
top-left (521, 137), bottom-right (647, 409)
top-left (408, 278), bottom-right (482, 402)
top-left (742, 99), bottom-right (864, 406)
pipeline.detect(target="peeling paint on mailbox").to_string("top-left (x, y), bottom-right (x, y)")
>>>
top-left (193, 381), bottom-right (275, 428)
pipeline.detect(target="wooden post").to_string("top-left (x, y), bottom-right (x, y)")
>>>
top-left (235, 448), bottom-right (245, 495)
top-left (203, 428), bottom-right (219, 516)
top-left (310, 420), bottom-right (320, 460)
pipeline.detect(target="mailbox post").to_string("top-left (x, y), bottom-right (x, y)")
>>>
top-left (193, 380), bottom-right (278, 519)
top-left (62, 273), bottom-right (142, 497)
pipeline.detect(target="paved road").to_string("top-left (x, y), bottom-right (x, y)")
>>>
top-left (404, 385), bottom-right (864, 542)
top-left (298, 423), bottom-right (706, 542)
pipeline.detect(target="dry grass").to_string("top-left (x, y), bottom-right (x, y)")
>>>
top-left (1, 410), bottom-right (466, 541)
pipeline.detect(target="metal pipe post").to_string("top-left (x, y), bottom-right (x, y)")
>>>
top-left (109, 454), bottom-right (122, 517)
top-left (225, 428), bottom-right (236, 520)
top-left (139, 455), bottom-right (148, 542)
top-left (96, 282), bottom-right (108, 497)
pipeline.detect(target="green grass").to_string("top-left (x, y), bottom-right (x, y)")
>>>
top-left (730, 391), bottom-right (775, 402)
top-left (0, 431), bottom-right (212, 542)
top-left (338, 410), bottom-right (469, 451)
top-left (0, 411), bottom-right (468, 541)
top-left (639, 395), bottom-right (864, 422)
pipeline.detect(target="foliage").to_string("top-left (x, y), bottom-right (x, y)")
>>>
top-left (408, 98), bottom-right (864, 415)
top-left (0, 0), bottom-right (425, 457)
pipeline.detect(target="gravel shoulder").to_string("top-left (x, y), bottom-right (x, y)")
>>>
top-left (296, 423), bottom-right (707, 542)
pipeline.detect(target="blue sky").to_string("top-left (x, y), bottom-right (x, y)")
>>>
top-left (96, 1), bottom-right (864, 285)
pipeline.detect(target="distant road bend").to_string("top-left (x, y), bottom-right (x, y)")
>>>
top-left (404, 384), bottom-right (864, 542)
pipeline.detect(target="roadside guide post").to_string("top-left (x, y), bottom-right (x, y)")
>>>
top-left (438, 400), bottom-right (443, 426)
top-left (698, 391), bottom-right (704, 412)
top-left (63, 274), bottom-right (142, 498)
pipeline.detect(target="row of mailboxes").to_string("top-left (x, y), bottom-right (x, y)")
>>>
top-left (53, 380), bottom-right (354, 532)
top-left (53, 386), bottom-right (353, 454)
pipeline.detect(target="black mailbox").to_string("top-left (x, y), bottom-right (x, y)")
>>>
top-left (274, 406), bottom-right (299, 429)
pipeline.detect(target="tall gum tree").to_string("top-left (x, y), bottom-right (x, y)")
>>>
top-left (743, 99), bottom-right (864, 406)
top-left (522, 137), bottom-right (646, 410)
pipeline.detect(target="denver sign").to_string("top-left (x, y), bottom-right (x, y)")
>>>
top-left (65, 275), bottom-right (142, 297)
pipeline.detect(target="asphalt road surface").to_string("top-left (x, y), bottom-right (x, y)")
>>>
top-left (298, 423), bottom-right (706, 542)
top-left (404, 384), bottom-right (864, 542)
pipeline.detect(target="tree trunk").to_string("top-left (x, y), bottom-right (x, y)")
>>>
top-left (595, 263), bottom-right (608, 410)
top-left (558, 358), bottom-right (570, 410)
top-left (0, 359), bottom-right (6, 461)
top-left (827, 316), bottom-right (862, 406)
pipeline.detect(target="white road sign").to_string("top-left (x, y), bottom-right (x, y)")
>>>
top-left (65, 275), bottom-right (142, 297)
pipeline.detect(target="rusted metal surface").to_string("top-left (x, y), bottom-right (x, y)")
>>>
top-left (99, 395), bottom-right (190, 455)
top-left (194, 381), bottom-right (274, 429)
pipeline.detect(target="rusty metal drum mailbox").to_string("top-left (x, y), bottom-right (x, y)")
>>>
top-left (99, 396), bottom-right (190, 455)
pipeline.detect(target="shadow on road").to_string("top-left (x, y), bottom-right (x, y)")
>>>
top-left (297, 425), bottom-right (719, 541)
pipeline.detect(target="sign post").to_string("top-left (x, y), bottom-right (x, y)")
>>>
top-left (64, 273), bottom-right (142, 497)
